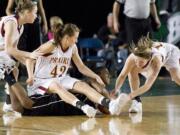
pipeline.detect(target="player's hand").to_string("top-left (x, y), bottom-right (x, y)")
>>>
top-left (95, 76), bottom-right (105, 87)
top-left (110, 89), bottom-right (118, 99)
top-left (30, 51), bottom-right (43, 59)
top-left (26, 77), bottom-right (34, 86)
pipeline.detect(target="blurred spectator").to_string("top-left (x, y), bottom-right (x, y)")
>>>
top-left (47, 16), bottom-right (63, 40)
top-left (113, 0), bottom-right (161, 45)
top-left (97, 12), bottom-right (126, 51)
top-left (95, 12), bottom-right (127, 76)
top-left (97, 13), bottom-right (117, 45)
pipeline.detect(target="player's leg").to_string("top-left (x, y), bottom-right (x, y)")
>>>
top-left (4, 71), bottom-right (34, 109)
top-left (47, 80), bottom-right (97, 117)
top-left (3, 65), bottom-right (19, 112)
top-left (71, 80), bottom-right (129, 115)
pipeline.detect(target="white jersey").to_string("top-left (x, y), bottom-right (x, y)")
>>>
top-left (0, 15), bottom-right (24, 79)
top-left (34, 44), bottom-right (76, 79)
top-left (140, 42), bottom-right (180, 77)
top-left (152, 42), bottom-right (180, 68)
top-left (0, 15), bottom-right (24, 48)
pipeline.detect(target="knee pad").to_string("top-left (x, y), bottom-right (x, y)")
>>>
top-left (4, 71), bottom-right (17, 86)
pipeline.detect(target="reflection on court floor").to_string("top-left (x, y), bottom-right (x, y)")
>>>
top-left (0, 95), bottom-right (180, 135)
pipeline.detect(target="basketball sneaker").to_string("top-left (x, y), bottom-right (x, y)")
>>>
top-left (3, 102), bottom-right (13, 112)
top-left (81, 105), bottom-right (97, 118)
top-left (109, 93), bottom-right (130, 115)
top-left (129, 100), bottom-right (142, 113)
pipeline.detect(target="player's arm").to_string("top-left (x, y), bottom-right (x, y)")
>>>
top-left (72, 45), bottom-right (105, 86)
top-left (34, 40), bottom-right (55, 54)
top-left (129, 55), bottom-right (163, 98)
top-left (6, 0), bottom-right (15, 15)
top-left (4, 21), bottom-right (40, 60)
top-left (26, 58), bottom-right (36, 85)
top-left (114, 54), bottom-right (134, 94)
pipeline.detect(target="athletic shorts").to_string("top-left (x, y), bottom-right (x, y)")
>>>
top-left (23, 94), bottom-right (95, 116)
top-left (0, 51), bottom-right (16, 79)
top-left (27, 75), bottom-right (79, 96)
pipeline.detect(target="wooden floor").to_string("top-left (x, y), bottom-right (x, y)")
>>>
top-left (1, 95), bottom-right (180, 135)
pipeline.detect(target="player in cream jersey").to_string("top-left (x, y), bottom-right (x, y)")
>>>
top-left (27, 23), bottom-right (126, 117)
top-left (110, 36), bottom-right (180, 115)
top-left (34, 42), bottom-right (74, 79)
top-left (140, 42), bottom-right (180, 78)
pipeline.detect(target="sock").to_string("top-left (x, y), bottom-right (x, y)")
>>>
top-left (134, 96), bottom-right (141, 102)
top-left (76, 101), bottom-right (86, 110)
top-left (100, 97), bottom-right (110, 109)
top-left (6, 94), bottom-right (11, 104)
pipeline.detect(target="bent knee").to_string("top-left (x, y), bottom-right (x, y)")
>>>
top-left (49, 81), bottom-right (65, 93)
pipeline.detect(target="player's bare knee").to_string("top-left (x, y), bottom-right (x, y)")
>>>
top-left (49, 81), bottom-right (64, 93)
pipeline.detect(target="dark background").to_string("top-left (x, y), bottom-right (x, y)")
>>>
top-left (0, 0), bottom-right (114, 37)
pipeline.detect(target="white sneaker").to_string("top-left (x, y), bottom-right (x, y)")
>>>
top-left (129, 100), bottom-right (142, 113)
top-left (109, 93), bottom-right (130, 115)
top-left (81, 105), bottom-right (97, 118)
top-left (3, 102), bottom-right (13, 112)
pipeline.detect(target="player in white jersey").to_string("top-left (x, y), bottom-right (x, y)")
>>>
top-left (0, 0), bottom-right (41, 112)
top-left (26, 23), bottom-right (124, 117)
top-left (110, 35), bottom-right (180, 114)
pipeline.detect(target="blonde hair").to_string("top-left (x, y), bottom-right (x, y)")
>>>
top-left (130, 34), bottom-right (153, 59)
top-left (16, 0), bottom-right (37, 13)
top-left (50, 16), bottom-right (63, 27)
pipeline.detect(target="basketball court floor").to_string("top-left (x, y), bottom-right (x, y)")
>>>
top-left (0, 77), bottom-right (179, 135)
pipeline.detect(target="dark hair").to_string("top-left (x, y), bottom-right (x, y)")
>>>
top-left (130, 34), bottom-right (153, 59)
top-left (54, 23), bottom-right (80, 44)
top-left (16, 0), bottom-right (37, 13)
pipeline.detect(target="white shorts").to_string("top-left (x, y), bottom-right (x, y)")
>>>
top-left (0, 51), bottom-right (16, 79)
top-left (164, 47), bottom-right (180, 70)
top-left (27, 75), bottom-right (80, 96)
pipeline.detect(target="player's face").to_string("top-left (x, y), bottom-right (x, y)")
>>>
top-left (134, 56), bottom-right (149, 68)
top-left (67, 32), bottom-right (79, 47)
top-left (23, 6), bottom-right (37, 23)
